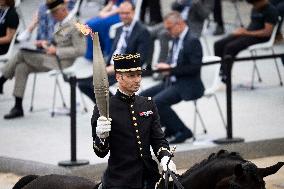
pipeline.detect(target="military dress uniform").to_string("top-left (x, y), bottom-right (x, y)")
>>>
top-left (91, 54), bottom-right (171, 189)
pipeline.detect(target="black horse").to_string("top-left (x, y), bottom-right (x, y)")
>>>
top-left (156, 150), bottom-right (284, 189)
top-left (12, 150), bottom-right (283, 189)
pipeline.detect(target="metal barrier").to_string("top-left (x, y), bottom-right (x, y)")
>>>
top-left (54, 56), bottom-right (89, 167)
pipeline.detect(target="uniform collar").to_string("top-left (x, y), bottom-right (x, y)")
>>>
top-left (116, 89), bottom-right (135, 103)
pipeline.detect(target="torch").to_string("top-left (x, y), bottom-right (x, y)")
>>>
top-left (75, 23), bottom-right (109, 119)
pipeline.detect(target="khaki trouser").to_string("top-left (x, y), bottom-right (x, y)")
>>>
top-left (1, 49), bottom-right (60, 98)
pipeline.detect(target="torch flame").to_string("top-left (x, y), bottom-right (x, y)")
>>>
top-left (75, 22), bottom-right (92, 36)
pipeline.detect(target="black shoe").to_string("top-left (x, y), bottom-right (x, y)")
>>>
top-left (169, 129), bottom-right (193, 144)
top-left (4, 107), bottom-right (24, 119)
top-left (213, 25), bottom-right (225, 35)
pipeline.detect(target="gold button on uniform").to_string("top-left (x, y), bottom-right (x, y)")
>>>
top-left (138, 141), bottom-right (141, 144)
top-left (134, 123), bottom-right (137, 126)
top-left (137, 136), bottom-right (140, 139)
top-left (132, 111), bottom-right (134, 114)
top-left (140, 148), bottom-right (143, 151)
top-left (140, 154), bottom-right (143, 157)
top-left (136, 130), bottom-right (139, 133)
top-left (131, 105), bottom-right (133, 108)
top-left (133, 117), bottom-right (136, 121)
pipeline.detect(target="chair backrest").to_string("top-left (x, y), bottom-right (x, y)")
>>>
top-left (264, 17), bottom-right (280, 47)
top-left (247, 16), bottom-right (281, 51)
top-left (0, 25), bottom-right (20, 63)
top-left (201, 56), bottom-right (222, 94)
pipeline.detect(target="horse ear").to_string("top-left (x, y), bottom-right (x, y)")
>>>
top-left (258, 162), bottom-right (284, 178)
top-left (234, 164), bottom-right (244, 177)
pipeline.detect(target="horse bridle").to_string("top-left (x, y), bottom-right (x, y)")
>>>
top-left (228, 161), bottom-right (263, 189)
top-left (155, 172), bottom-right (183, 189)
top-left (229, 180), bottom-right (243, 189)
top-left (155, 146), bottom-right (184, 189)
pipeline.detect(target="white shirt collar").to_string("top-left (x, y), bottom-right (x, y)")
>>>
top-left (122, 19), bottom-right (137, 34)
top-left (178, 26), bottom-right (189, 42)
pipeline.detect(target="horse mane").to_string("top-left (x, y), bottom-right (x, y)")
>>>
top-left (12, 175), bottom-right (39, 189)
top-left (180, 150), bottom-right (246, 179)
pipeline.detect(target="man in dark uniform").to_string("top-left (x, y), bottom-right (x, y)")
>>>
top-left (91, 53), bottom-right (177, 189)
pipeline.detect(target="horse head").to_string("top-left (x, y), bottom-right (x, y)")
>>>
top-left (155, 150), bottom-right (283, 189)
top-left (216, 161), bottom-right (284, 189)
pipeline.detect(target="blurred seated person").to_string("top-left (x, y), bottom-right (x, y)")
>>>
top-left (213, 0), bottom-right (225, 35)
top-left (17, 0), bottom-right (76, 43)
top-left (0, 0), bottom-right (19, 55)
top-left (77, 1), bottom-right (151, 103)
top-left (84, 0), bottom-right (128, 59)
top-left (0, 0), bottom-right (86, 119)
top-left (149, 0), bottom-right (214, 63)
top-left (140, 0), bottom-right (162, 25)
top-left (172, 0), bottom-right (214, 37)
top-left (214, 0), bottom-right (278, 83)
top-left (140, 11), bottom-right (204, 144)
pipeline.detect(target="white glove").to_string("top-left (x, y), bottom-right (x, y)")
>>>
top-left (160, 156), bottom-right (177, 173)
top-left (96, 116), bottom-right (112, 138)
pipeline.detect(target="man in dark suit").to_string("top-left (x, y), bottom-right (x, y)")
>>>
top-left (91, 53), bottom-right (176, 189)
top-left (140, 11), bottom-right (204, 144)
top-left (77, 1), bottom-right (151, 103)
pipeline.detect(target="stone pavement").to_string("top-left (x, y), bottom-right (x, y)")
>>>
top-left (0, 0), bottom-right (284, 181)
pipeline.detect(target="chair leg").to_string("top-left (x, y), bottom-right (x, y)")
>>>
top-left (271, 48), bottom-right (283, 86)
top-left (193, 101), bottom-right (197, 141)
top-left (193, 101), bottom-right (207, 141)
top-left (253, 51), bottom-right (262, 83)
top-left (56, 77), bottom-right (67, 108)
top-left (250, 51), bottom-right (262, 89)
top-left (29, 74), bottom-right (37, 112)
top-left (212, 94), bottom-right (227, 129)
top-left (79, 89), bottom-right (88, 113)
top-left (51, 76), bottom-right (58, 117)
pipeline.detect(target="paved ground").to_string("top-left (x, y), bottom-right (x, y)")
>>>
top-left (0, 0), bottom-right (284, 187)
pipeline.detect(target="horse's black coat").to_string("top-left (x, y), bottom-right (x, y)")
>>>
top-left (12, 150), bottom-right (283, 189)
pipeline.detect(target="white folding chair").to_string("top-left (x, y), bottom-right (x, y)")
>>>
top-left (29, 72), bottom-right (68, 115)
top-left (29, 57), bottom-right (90, 116)
top-left (191, 56), bottom-right (227, 140)
top-left (0, 26), bottom-right (20, 64)
top-left (15, 0), bottom-right (26, 29)
top-left (200, 18), bottom-right (212, 56)
top-left (248, 18), bottom-right (283, 89)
